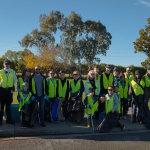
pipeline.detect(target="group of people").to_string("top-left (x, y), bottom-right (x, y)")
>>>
top-left (0, 60), bottom-right (150, 132)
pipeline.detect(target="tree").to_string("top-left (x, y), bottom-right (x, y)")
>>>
top-left (133, 18), bottom-right (150, 68)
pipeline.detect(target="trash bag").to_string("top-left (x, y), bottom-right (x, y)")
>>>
top-left (44, 100), bottom-right (52, 122)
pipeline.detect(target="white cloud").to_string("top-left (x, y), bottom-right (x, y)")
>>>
top-left (135, 0), bottom-right (150, 7)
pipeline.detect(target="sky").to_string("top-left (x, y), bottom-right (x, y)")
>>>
top-left (0, 0), bottom-right (150, 67)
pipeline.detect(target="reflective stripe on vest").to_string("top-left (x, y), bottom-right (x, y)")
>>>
top-left (0, 69), bottom-right (14, 88)
top-left (102, 73), bottom-right (113, 89)
top-left (85, 95), bottom-right (98, 116)
top-left (58, 79), bottom-right (67, 98)
top-left (131, 80), bottom-right (145, 96)
top-left (145, 74), bottom-right (150, 87)
top-left (105, 94), bottom-right (114, 114)
top-left (48, 79), bottom-right (56, 98)
top-left (18, 77), bottom-right (24, 90)
top-left (18, 92), bottom-right (32, 111)
top-left (70, 79), bottom-right (81, 93)
top-left (118, 81), bottom-right (128, 98)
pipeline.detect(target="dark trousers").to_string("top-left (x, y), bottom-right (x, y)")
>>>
top-left (121, 98), bottom-right (127, 116)
top-left (0, 88), bottom-right (13, 122)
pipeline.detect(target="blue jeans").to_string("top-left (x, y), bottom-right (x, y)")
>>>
top-left (36, 96), bottom-right (45, 124)
top-left (99, 112), bottom-right (105, 124)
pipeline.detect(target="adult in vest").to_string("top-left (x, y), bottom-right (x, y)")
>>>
top-left (124, 67), bottom-right (134, 110)
top-left (46, 69), bottom-right (57, 121)
top-left (0, 60), bottom-right (17, 125)
top-left (129, 70), bottom-right (145, 123)
top-left (93, 66), bottom-right (101, 84)
top-left (56, 70), bottom-right (69, 121)
top-left (100, 64), bottom-right (114, 95)
top-left (17, 68), bottom-right (30, 92)
top-left (118, 72), bottom-right (128, 120)
top-left (69, 70), bottom-right (84, 124)
top-left (143, 65), bottom-right (150, 106)
top-left (29, 66), bottom-right (48, 127)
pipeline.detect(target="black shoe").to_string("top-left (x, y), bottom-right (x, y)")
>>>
top-left (6, 120), bottom-right (14, 124)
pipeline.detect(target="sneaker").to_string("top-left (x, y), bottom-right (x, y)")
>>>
top-left (20, 124), bottom-right (27, 129)
top-left (87, 125), bottom-right (91, 128)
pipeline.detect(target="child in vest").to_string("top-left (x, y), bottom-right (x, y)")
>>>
top-left (98, 94), bottom-right (105, 124)
top-left (84, 88), bottom-right (98, 128)
top-left (18, 82), bottom-right (34, 128)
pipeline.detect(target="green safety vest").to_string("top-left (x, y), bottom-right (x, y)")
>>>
top-left (87, 80), bottom-right (99, 95)
top-left (47, 78), bottom-right (57, 98)
top-left (85, 95), bottom-right (98, 116)
top-left (0, 69), bottom-right (14, 88)
top-left (70, 79), bottom-right (81, 93)
top-left (96, 74), bottom-right (101, 83)
top-left (31, 78), bottom-right (46, 95)
top-left (131, 79), bottom-right (145, 96)
top-left (118, 81), bottom-right (128, 98)
top-left (124, 72), bottom-right (134, 85)
top-left (18, 77), bottom-right (24, 90)
top-left (105, 94), bottom-right (114, 114)
top-left (57, 79), bottom-right (68, 98)
top-left (18, 91), bottom-right (32, 111)
top-left (102, 73), bottom-right (113, 89)
top-left (144, 74), bottom-right (150, 87)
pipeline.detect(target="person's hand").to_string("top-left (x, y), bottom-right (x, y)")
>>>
top-left (31, 96), bottom-right (35, 101)
top-left (18, 89), bottom-right (22, 93)
top-left (18, 97), bottom-right (22, 102)
top-left (111, 109), bottom-right (115, 113)
top-left (45, 95), bottom-right (49, 101)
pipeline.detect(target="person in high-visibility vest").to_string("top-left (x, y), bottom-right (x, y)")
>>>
top-left (0, 60), bottom-right (17, 125)
top-left (17, 82), bottom-right (34, 128)
top-left (69, 70), bottom-right (84, 124)
top-left (29, 66), bottom-right (48, 127)
top-left (84, 88), bottom-right (98, 128)
top-left (17, 68), bottom-right (30, 92)
top-left (128, 70), bottom-right (145, 123)
top-left (143, 65), bottom-right (150, 106)
top-left (56, 70), bottom-right (69, 121)
top-left (113, 67), bottom-right (120, 87)
top-left (100, 64), bottom-right (114, 95)
top-left (46, 69), bottom-right (57, 122)
top-left (118, 72), bottom-right (128, 120)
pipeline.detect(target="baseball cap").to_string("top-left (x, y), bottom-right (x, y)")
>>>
top-left (3, 59), bottom-right (11, 64)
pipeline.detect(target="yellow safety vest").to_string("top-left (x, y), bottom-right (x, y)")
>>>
top-left (131, 79), bottom-right (145, 96)
top-left (144, 74), bottom-right (150, 87)
top-left (0, 69), bottom-right (14, 88)
top-left (70, 79), bottom-right (81, 93)
top-left (102, 73), bottom-right (113, 89)
top-left (105, 94), bottom-right (114, 114)
top-left (47, 78), bottom-right (57, 98)
top-left (18, 77), bottom-right (24, 90)
top-left (85, 95), bottom-right (98, 116)
top-left (124, 72), bottom-right (134, 85)
top-left (87, 80), bottom-right (99, 95)
top-left (58, 79), bottom-right (68, 98)
top-left (18, 91), bottom-right (32, 111)
top-left (31, 78), bottom-right (46, 95)
top-left (118, 81), bottom-right (128, 98)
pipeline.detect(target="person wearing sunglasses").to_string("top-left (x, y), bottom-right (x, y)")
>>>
top-left (98, 86), bottom-right (125, 132)
top-left (100, 64), bottom-right (114, 95)
top-left (128, 70), bottom-right (145, 123)
top-left (29, 66), bottom-right (48, 127)
top-left (0, 59), bottom-right (17, 125)
top-left (143, 65), bottom-right (150, 106)
top-left (69, 70), bottom-right (84, 124)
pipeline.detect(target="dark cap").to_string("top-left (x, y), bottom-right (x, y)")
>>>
top-left (147, 65), bottom-right (150, 70)
top-left (22, 68), bottom-right (29, 74)
top-left (99, 93), bottom-right (105, 97)
top-left (135, 70), bottom-right (141, 75)
top-left (3, 59), bottom-right (11, 64)
top-left (113, 67), bottom-right (119, 72)
top-left (105, 64), bottom-right (111, 68)
top-left (89, 88), bottom-right (94, 93)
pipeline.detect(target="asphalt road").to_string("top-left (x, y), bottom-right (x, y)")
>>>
top-left (1, 131), bottom-right (150, 150)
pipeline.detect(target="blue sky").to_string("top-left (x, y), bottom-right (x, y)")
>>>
top-left (0, 0), bottom-right (150, 67)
